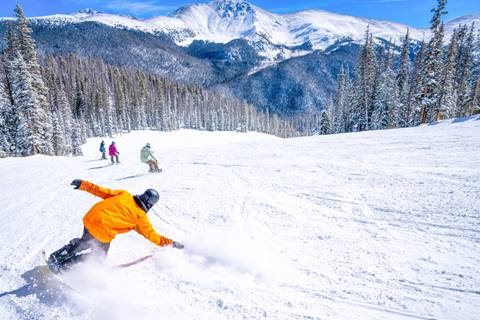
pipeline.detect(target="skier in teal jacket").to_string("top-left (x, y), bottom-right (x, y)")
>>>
top-left (141, 143), bottom-right (161, 172)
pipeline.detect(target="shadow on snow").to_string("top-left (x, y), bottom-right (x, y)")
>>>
top-left (0, 265), bottom-right (69, 306)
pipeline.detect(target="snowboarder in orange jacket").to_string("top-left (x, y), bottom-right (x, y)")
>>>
top-left (47, 180), bottom-right (183, 273)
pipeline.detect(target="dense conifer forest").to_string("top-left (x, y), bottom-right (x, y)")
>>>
top-left (0, 1), bottom-right (479, 157)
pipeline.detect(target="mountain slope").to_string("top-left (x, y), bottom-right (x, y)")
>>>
top-left (0, 1), bottom-right (478, 115)
top-left (216, 43), bottom-right (361, 114)
top-left (0, 117), bottom-right (479, 319)
top-left (15, 0), bottom-right (428, 58)
top-left (2, 1), bottom-right (479, 59)
top-left (0, 21), bottom-right (262, 86)
top-left (170, 1), bottom-right (426, 49)
top-left (444, 14), bottom-right (480, 36)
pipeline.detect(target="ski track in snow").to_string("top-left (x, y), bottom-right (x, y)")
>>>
top-left (0, 118), bottom-right (480, 319)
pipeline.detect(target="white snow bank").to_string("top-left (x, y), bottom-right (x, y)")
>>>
top-left (1, 117), bottom-right (479, 319)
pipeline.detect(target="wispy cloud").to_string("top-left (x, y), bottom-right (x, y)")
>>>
top-left (106, 1), bottom-right (176, 16)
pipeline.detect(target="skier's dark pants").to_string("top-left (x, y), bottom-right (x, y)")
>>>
top-left (101, 151), bottom-right (106, 159)
top-left (49, 228), bottom-right (110, 272)
top-left (147, 160), bottom-right (159, 172)
top-left (111, 155), bottom-right (119, 164)
top-left (78, 227), bottom-right (110, 254)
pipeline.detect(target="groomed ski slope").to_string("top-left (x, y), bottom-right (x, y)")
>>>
top-left (0, 117), bottom-right (479, 320)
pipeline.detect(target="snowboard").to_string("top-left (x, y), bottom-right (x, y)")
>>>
top-left (40, 250), bottom-right (79, 292)
top-left (114, 255), bottom-right (153, 268)
top-left (42, 249), bottom-right (153, 271)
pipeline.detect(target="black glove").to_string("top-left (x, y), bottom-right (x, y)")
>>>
top-left (71, 179), bottom-right (82, 189)
top-left (172, 241), bottom-right (184, 249)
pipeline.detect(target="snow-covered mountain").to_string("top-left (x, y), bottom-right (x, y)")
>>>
top-left (169, 0), bottom-right (427, 48)
top-left (29, 1), bottom-right (419, 49)
top-left (0, 1), bottom-right (478, 116)
top-left (16, 0), bottom-right (477, 60)
top-left (444, 13), bottom-right (480, 36)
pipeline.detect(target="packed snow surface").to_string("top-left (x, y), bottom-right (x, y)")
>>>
top-left (0, 117), bottom-right (479, 319)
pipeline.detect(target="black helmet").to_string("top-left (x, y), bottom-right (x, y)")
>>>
top-left (134, 189), bottom-right (159, 212)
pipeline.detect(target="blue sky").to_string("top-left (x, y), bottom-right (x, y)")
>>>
top-left (1, 0), bottom-right (479, 28)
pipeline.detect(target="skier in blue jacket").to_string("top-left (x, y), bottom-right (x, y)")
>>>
top-left (99, 141), bottom-right (106, 160)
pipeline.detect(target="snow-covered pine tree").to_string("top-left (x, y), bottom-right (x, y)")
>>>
top-left (395, 29), bottom-right (411, 127)
top-left (71, 72), bottom-right (89, 142)
top-left (369, 48), bottom-right (389, 130)
top-left (471, 75), bottom-right (480, 115)
top-left (7, 51), bottom-right (43, 156)
top-left (409, 40), bottom-right (427, 126)
top-left (104, 91), bottom-right (117, 137)
top-left (319, 108), bottom-right (332, 135)
top-left (4, 22), bottom-right (53, 156)
top-left (265, 107), bottom-right (271, 133)
top-left (454, 24), bottom-right (475, 117)
top-left (57, 85), bottom-right (75, 155)
top-left (0, 59), bottom-right (13, 157)
top-left (436, 29), bottom-right (459, 120)
top-left (326, 96), bottom-right (335, 131)
top-left (14, 5), bottom-right (54, 154)
top-left (342, 74), bottom-right (355, 133)
top-left (241, 100), bottom-right (249, 133)
top-left (352, 28), bottom-right (376, 131)
top-left (374, 45), bottom-right (398, 129)
top-left (334, 66), bottom-right (348, 133)
top-left (71, 122), bottom-right (83, 156)
top-left (51, 111), bottom-right (66, 156)
top-left (416, 0), bottom-right (447, 123)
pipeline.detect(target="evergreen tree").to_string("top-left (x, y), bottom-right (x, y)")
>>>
top-left (14, 5), bottom-right (54, 154)
top-left (369, 46), bottom-right (394, 130)
top-left (57, 85), bottom-right (74, 155)
top-left (71, 122), bottom-right (83, 156)
top-left (471, 75), bottom-right (480, 115)
top-left (395, 29), bottom-right (411, 127)
top-left (436, 29), bottom-right (459, 120)
top-left (409, 40), bottom-right (427, 126)
top-left (454, 25), bottom-right (475, 117)
top-left (416, 0), bottom-right (447, 123)
top-left (334, 66), bottom-right (347, 133)
top-left (352, 28), bottom-right (376, 131)
top-left (319, 110), bottom-right (331, 135)
top-left (51, 111), bottom-right (66, 156)
top-left (6, 49), bottom-right (48, 156)
top-left (370, 72), bottom-right (388, 130)
top-left (0, 60), bottom-right (13, 157)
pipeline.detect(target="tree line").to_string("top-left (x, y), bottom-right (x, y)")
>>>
top-left (311, 0), bottom-right (480, 135)
top-left (0, 5), bottom-right (300, 158)
top-left (1, 2), bottom-right (479, 158)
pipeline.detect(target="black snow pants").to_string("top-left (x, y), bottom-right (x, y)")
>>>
top-left (48, 228), bottom-right (110, 273)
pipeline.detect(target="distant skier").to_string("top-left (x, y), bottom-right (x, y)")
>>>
top-left (141, 143), bottom-right (161, 173)
top-left (47, 179), bottom-right (184, 273)
top-left (109, 141), bottom-right (119, 164)
top-left (99, 140), bottom-right (106, 160)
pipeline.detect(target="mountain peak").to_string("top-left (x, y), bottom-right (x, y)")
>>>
top-left (213, 0), bottom-right (255, 18)
top-left (76, 8), bottom-right (99, 16)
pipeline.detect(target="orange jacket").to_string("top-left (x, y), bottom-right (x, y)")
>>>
top-left (79, 181), bottom-right (173, 247)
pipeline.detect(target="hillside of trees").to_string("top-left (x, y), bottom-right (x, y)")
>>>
top-left (314, 0), bottom-right (480, 135)
top-left (1, 1), bottom-right (479, 158)
top-left (0, 6), bottom-right (299, 158)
